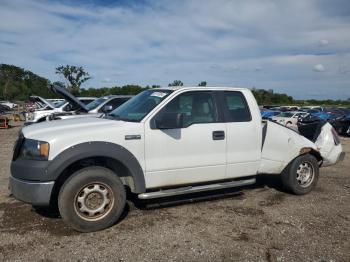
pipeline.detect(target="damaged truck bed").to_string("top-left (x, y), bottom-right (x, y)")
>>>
top-left (260, 120), bottom-right (343, 174)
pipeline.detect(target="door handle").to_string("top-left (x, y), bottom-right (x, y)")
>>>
top-left (212, 130), bottom-right (225, 140)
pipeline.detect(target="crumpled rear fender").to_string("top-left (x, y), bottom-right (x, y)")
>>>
top-left (315, 123), bottom-right (343, 166)
top-left (259, 121), bottom-right (318, 174)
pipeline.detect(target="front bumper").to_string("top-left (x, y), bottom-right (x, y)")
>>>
top-left (9, 176), bottom-right (54, 206)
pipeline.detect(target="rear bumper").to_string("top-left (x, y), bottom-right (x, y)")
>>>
top-left (9, 176), bottom-right (54, 206)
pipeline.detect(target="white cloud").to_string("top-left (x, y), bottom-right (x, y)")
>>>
top-left (102, 77), bottom-right (111, 83)
top-left (313, 64), bottom-right (326, 72)
top-left (319, 39), bottom-right (329, 46)
top-left (0, 0), bottom-right (349, 99)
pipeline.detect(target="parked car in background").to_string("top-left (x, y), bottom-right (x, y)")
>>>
top-left (298, 114), bottom-right (323, 125)
top-left (330, 114), bottom-right (350, 136)
top-left (25, 95), bottom-right (96, 124)
top-left (47, 86), bottom-right (132, 121)
top-left (0, 104), bottom-right (11, 112)
top-left (47, 98), bottom-right (65, 106)
top-left (25, 101), bottom-right (38, 112)
top-left (0, 100), bottom-right (18, 109)
top-left (261, 110), bottom-right (281, 120)
top-left (271, 111), bottom-right (308, 126)
top-left (299, 106), bottom-right (324, 112)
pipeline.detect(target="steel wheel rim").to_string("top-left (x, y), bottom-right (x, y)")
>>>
top-left (74, 182), bottom-right (114, 221)
top-left (296, 161), bottom-right (314, 188)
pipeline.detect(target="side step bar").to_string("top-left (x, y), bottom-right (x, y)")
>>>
top-left (138, 178), bottom-right (256, 200)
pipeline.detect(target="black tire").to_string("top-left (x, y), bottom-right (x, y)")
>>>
top-left (281, 154), bottom-right (319, 195)
top-left (58, 166), bottom-right (126, 232)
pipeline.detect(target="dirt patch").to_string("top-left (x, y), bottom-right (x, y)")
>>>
top-left (0, 202), bottom-right (76, 236)
top-left (227, 206), bottom-right (265, 216)
top-left (258, 192), bottom-right (286, 207)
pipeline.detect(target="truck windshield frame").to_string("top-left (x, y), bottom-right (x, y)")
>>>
top-left (107, 89), bottom-right (173, 122)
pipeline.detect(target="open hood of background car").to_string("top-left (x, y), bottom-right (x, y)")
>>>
top-left (29, 96), bottom-right (55, 109)
top-left (50, 84), bottom-right (89, 113)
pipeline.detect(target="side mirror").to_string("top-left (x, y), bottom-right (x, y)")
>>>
top-left (154, 112), bottom-right (184, 129)
top-left (102, 105), bottom-right (113, 113)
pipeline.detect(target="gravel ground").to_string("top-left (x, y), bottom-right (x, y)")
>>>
top-left (0, 123), bottom-right (349, 261)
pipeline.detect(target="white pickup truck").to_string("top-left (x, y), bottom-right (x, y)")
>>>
top-left (10, 87), bottom-right (344, 232)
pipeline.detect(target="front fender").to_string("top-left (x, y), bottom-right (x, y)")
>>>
top-left (46, 142), bottom-right (146, 193)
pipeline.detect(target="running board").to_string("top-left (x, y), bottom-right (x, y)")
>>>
top-left (138, 178), bottom-right (256, 200)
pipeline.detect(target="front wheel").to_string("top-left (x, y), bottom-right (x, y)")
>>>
top-left (281, 154), bottom-right (319, 195)
top-left (58, 166), bottom-right (126, 232)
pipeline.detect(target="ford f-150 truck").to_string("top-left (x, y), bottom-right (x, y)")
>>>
top-left (9, 87), bottom-right (344, 232)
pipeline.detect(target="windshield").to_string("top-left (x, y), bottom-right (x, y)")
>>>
top-left (86, 97), bottom-right (108, 111)
top-left (107, 89), bottom-right (172, 122)
top-left (54, 100), bottom-right (67, 108)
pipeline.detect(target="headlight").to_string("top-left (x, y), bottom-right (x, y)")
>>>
top-left (19, 139), bottom-right (50, 161)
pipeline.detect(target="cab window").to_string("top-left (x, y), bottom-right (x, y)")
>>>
top-left (159, 91), bottom-right (218, 126)
top-left (223, 91), bottom-right (251, 122)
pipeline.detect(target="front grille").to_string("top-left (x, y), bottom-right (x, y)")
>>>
top-left (12, 133), bottom-right (24, 161)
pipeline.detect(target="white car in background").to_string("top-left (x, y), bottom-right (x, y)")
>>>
top-left (47, 98), bottom-right (65, 106)
top-left (25, 96), bottom-right (96, 124)
top-left (272, 111), bottom-right (308, 127)
top-left (0, 100), bottom-right (18, 109)
top-left (48, 86), bottom-right (132, 121)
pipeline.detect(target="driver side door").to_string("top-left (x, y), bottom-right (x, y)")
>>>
top-left (144, 91), bottom-right (227, 189)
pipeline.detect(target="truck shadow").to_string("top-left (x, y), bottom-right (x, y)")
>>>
top-left (129, 174), bottom-right (285, 210)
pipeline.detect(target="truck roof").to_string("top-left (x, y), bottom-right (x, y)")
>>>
top-left (156, 86), bottom-right (249, 91)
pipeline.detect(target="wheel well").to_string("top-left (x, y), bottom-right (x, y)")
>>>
top-left (309, 149), bottom-right (323, 164)
top-left (50, 156), bottom-right (136, 207)
top-left (299, 147), bottom-right (323, 164)
top-left (37, 117), bottom-right (47, 122)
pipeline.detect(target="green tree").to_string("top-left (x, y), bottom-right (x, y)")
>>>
top-left (52, 81), bottom-right (66, 89)
top-left (0, 64), bottom-right (24, 99)
top-left (198, 81), bottom-right (207, 87)
top-left (55, 65), bottom-right (91, 95)
top-left (168, 80), bottom-right (183, 87)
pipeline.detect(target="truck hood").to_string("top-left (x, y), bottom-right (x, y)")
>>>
top-left (22, 117), bottom-right (125, 140)
top-left (50, 84), bottom-right (89, 113)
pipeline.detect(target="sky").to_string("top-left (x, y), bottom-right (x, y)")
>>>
top-left (0, 0), bottom-right (350, 99)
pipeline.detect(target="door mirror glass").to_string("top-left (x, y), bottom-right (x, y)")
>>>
top-left (155, 112), bottom-right (184, 129)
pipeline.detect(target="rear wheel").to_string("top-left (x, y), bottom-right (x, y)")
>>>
top-left (58, 166), bottom-right (126, 232)
top-left (281, 154), bottom-right (319, 195)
